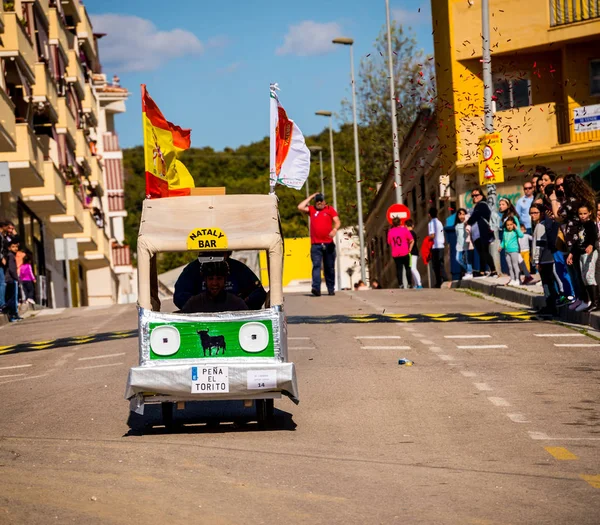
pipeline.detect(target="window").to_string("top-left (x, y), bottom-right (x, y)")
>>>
top-left (591, 60), bottom-right (600, 97)
top-left (493, 76), bottom-right (531, 111)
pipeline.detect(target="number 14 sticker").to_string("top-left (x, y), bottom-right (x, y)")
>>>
top-left (247, 369), bottom-right (277, 390)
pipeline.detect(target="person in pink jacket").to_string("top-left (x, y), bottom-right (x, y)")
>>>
top-left (19, 253), bottom-right (36, 305)
top-left (387, 217), bottom-right (415, 288)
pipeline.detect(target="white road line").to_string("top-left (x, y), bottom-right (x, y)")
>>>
top-left (289, 347), bottom-right (315, 350)
top-left (554, 343), bottom-right (600, 348)
top-left (362, 346), bottom-right (411, 350)
top-left (507, 413), bottom-right (529, 423)
top-left (403, 327), bottom-right (416, 332)
top-left (354, 336), bottom-right (402, 339)
top-left (78, 352), bottom-right (126, 361)
top-left (528, 431), bottom-right (550, 440)
top-left (474, 382), bottom-right (493, 391)
top-left (534, 333), bottom-right (584, 337)
top-left (74, 362), bottom-right (124, 370)
top-left (439, 355), bottom-right (454, 361)
top-left (35, 308), bottom-right (65, 316)
top-left (0, 373), bottom-right (49, 385)
top-left (488, 397), bottom-right (511, 407)
top-left (529, 434), bottom-right (600, 441)
top-left (444, 335), bottom-right (491, 339)
top-left (456, 345), bottom-right (508, 349)
top-left (0, 373), bottom-right (26, 379)
top-left (289, 337), bottom-right (311, 340)
top-left (0, 364), bottom-right (32, 370)
top-left (460, 371), bottom-right (477, 377)
top-left (419, 339), bottom-right (434, 345)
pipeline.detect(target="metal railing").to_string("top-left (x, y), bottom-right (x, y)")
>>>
top-left (103, 132), bottom-right (120, 152)
top-left (112, 244), bottom-right (131, 266)
top-left (550, 0), bottom-right (600, 26)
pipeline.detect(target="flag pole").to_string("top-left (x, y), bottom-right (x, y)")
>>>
top-left (269, 83), bottom-right (278, 194)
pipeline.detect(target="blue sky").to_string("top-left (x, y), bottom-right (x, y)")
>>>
top-left (86, 0), bottom-right (434, 150)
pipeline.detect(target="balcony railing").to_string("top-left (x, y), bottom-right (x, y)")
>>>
top-left (48, 7), bottom-right (73, 57)
top-left (550, 0), bottom-right (600, 26)
top-left (107, 192), bottom-right (125, 212)
top-left (112, 244), bottom-right (131, 266)
top-left (103, 133), bottom-right (120, 152)
top-left (0, 86), bottom-right (17, 152)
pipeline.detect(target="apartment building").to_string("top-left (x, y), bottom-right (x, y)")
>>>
top-left (0, 0), bottom-right (133, 307)
top-left (431, 0), bottom-right (600, 207)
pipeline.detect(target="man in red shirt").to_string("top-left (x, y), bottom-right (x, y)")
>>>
top-left (297, 192), bottom-right (341, 296)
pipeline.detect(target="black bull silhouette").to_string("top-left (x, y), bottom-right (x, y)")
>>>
top-left (197, 330), bottom-right (226, 357)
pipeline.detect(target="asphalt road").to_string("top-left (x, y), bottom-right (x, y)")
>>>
top-left (0, 289), bottom-right (598, 524)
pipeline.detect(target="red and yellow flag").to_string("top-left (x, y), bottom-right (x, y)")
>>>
top-left (142, 85), bottom-right (195, 198)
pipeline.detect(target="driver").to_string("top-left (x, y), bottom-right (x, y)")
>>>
top-left (173, 251), bottom-right (266, 310)
top-left (181, 261), bottom-right (247, 313)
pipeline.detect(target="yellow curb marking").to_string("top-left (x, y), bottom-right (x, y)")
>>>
top-left (391, 318), bottom-right (417, 322)
top-left (464, 313), bottom-right (487, 316)
top-left (73, 337), bottom-right (95, 344)
top-left (29, 344), bottom-right (53, 350)
top-left (30, 340), bottom-right (55, 346)
top-left (544, 447), bottom-right (578, 460)
top-left (353, 318), bottom-right (377, 323)
top-left (423, 314), bottom-right (446, 318)
top-left (580, 474), bottom-right (600, 489)
top-left (432, 317), bottom-right (458, 322)
top-left (471, 316), bottom-right (497, 321)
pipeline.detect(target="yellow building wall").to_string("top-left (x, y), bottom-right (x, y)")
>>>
top-left (259, 237), bottom-right (312, 288)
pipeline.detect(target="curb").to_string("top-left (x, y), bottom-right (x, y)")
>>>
top-left (452, 278), bottom-right (600, 331)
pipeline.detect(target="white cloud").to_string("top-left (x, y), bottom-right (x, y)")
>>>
top-left (91, 14), bottom-right (204, 72)
top-left (276, 20), bottom-right (342, 57)
top-left (392, 5), bottom-right (430, 26)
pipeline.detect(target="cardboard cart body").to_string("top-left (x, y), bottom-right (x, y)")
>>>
top-left (125, 194), bottom-right (298, 426)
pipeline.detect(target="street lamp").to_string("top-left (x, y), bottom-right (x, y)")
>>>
top-left (385, 0), bottom-right (403, 204)
top-left (332, 36), bottom-right (366, 282)
top-left (315, 110), bottom-right (342, 292)
top-left (309, 145), bottom-right (325, 197)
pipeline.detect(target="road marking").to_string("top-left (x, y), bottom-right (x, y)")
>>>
top-left (456, 345), bottom-right (508, 349)
top-left (289, 347), bottom-right (315, 350)
top-left (444, 335), bottom-right (491, 339)
top-left (474, 383), bottom-right (492, 391)
top-left (0, 364), bottom-right (32, 370)
top-left (439, 355), bottom-right (454, 361)
top-left (354, 336), bottom-right (403, 339)
top-left (419, 339), bottom-right (434, 345)
top-left (35, 308), bottom-right (65, 316)
top-left (0, 373), bottom-right (48, 385)
top-left (534, 333), bottom-right (584, 337)
top-left (74, 362), bottom-right (124, 370)
top-left (289, 337), bottom-right (311, 340)
top-left (580, 474), bottom-right (600, 489)
top-left (460, 371), bottom-right (477, 377)
top-left (544, 447), bottom-right (578, 460)
top-left (78, 352), bottom-right (126, 361)
top-left (554, 343), bottom-right (600, 348)
top-left (528, 431), bottom-right (550, 440)
top-left (0, 373), bottom-right (26, 379)
top-left (488, 397), bottom-right (511, 407)
top-left (362, 346), bottom-right (411, 350)
top-left (507, 413), bottom-right (529, 423)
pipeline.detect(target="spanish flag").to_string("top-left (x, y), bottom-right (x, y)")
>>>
top-left (142, 85), bottom-right (195, 198)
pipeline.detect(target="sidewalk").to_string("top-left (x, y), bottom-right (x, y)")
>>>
top-left (452, 275), bottom-right (600, 331)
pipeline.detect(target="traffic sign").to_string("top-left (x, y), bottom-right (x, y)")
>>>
top-left (54, 238), bottom-right (79, 261)
top-left (478, 132), bottom-right (504, 185)
top-left (386, 203), bottom-right (411, 225)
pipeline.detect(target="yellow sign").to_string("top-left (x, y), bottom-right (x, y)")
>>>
top-left (478, 132), bottom-right (504, 185)
top-left (186, 228), bottom-right (228, 250)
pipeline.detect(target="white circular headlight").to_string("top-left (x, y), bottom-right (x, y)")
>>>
top-left (238, 322), bottom-right (269, 353)
top-left (150, 325), bottom-right (181, 356)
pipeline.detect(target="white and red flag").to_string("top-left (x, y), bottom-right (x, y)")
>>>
top-left (269, 83), bottom-right (310, 192)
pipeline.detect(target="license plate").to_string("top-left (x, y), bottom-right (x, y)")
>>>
top-left (191, 366), bottom-right (229, 393)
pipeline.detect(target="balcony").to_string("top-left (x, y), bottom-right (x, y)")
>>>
top-left (112, 244), bottom-right (131, 267)
top-left (83, 225), bottom-right (111, 269)
top-left (48, 184), bottom-right (84, 235)
top-left (556, 103), bottom-right (600, 144)
top-left (0, 1), bottom-right (4, 33)
top-left (32, 62), bottom-right (59, 123)
top-left (0, 87), bottom-right (17, 152)
top-left (57, 97), bottom-right (77, 147)
top-left (81, 83), bottom-right (98, 126)
top-left (107, 192), bottom-right (125, 212)
top-left (65, 209), bottom-right (99, 252)
top-left (76, 5), bottom-right (97, 63)
top-left (89, 156), bottom-right (102, 185)
top-left (0, 12), bottom-right (36, 82)
top-left (65, 49), bottom-right (86, 99)
top-left (48, 7), bottom-right (73, 59)
top-left (550, 0), bottom-right (600, 26)
top-left (103, 132), bottom-right (120, 152)
top-left (20, 161), bottom-right (67, 216)
top-left (3, 123), bottom-right (44, 190)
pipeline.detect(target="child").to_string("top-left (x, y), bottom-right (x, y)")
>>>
top-left (531, 204), bottom-right (558, 315)
top-left (455, 208), bottom-right (474, 279)
top-left (387, 217), bottom-right (413, 288)
top-left (499, 217), bottom-right (523, 286)
top-left (566, 203), bottom-right (599, 312)
top-left (19, 253), bottom-right (36, 305)
top-left (4, 241), bottom-right (22, 322)
top-left (519, 224), bottom-right (532, 273)
top-left (404, 219), bottom-right (423, 289)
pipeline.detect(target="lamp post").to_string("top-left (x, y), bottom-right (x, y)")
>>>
top-left (315, 110), bottom-right (342, 292)
top-left (332, 36), bottom-right (366, 282)
top-left (385, 0), bottom-right (402, 204)
top-left (309, 145), bottom-right (325, 197)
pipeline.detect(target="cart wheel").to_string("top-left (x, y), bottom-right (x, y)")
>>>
top-left (161, 402), bottom-right (176, 430)
top-left (256, 399), bottom-right (267, 425)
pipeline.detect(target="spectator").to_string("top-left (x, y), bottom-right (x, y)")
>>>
top-left (540, 170), bottom-right (556, 192)
top-left (355, 280), bottom-right (368, 291)
top-left (387, 217), bottom-right (413, 289)
top-left (467, 188), bottom-right (497, 277)
top-left (0, 220), bottom-right (7, 311)
top-left (595, 200), bottom-right (600, 289)
top-left (566, 203), bottom-right (599, 312)
top-left (531, 204), bottom-right (558, 315)
top-left (499, 217), bottom-right (523, 286)
top-left (19, 253), bottom-right (36, 305)
top-left (428, 207), bottom-right (446, 288)
top-left (516, 182), bottom-right (535, 233)
top-left (405, 219), bottom-right (423, 289)
top-left (371, 279), bottom-right (382, 290)
top-left (4, 240), bottom-right (22, 322)
top-left (519, 224), bottom-right (532, 273)
top-left (499, 198), bottom-right (532, 283)
top-left (455, 208), bottom-right (474, 279)
top-left (297, 192), bottom-right (341, 297)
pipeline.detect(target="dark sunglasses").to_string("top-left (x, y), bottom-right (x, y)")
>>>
top-left (472, 193), bottom-right (481, 198)
top-left (524, 186), bottom-right (533, 190)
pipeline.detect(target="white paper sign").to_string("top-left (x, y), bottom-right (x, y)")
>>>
top-left (54, 238), bottom-right (79, 261)
top-left (0, 162), bottom-right (10, 193)
top-left (247, 369), bottom-right (277, 390)
top-left (191, 366), bottom-right (229, 393)
top-left (574, 104), bottom-right (600, 133)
